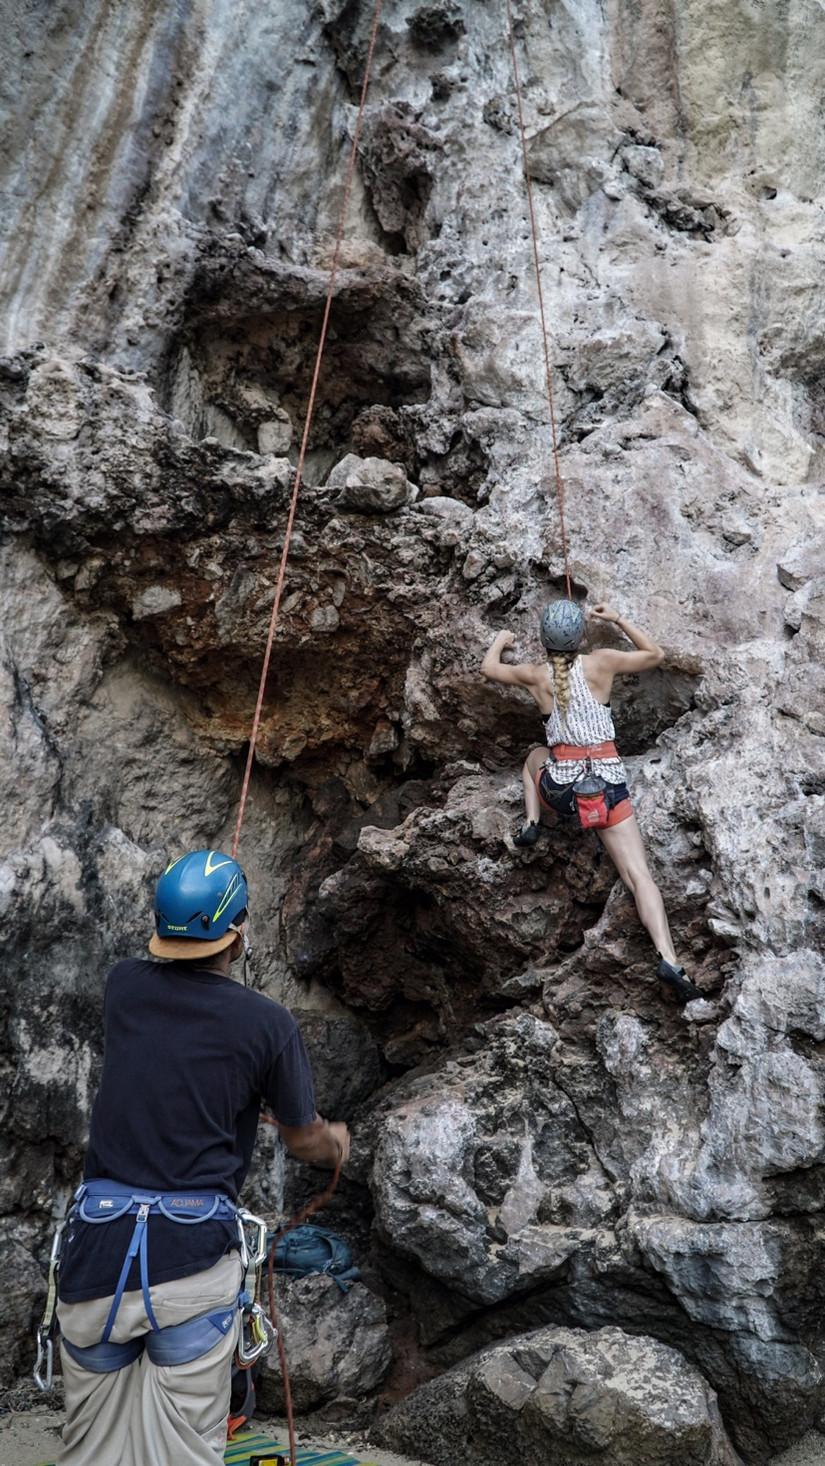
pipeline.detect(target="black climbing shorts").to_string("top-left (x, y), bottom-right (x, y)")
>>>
top-left (537, 767), bottom-right (632, 827)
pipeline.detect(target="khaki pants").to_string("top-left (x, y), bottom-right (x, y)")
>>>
top-left (56, 1253), bottom-right (243, 1466)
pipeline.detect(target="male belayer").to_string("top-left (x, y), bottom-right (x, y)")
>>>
top-left (44, 850), bottom-right (350, 1466)
top-left (481, 599), bottom-right (701, 1003)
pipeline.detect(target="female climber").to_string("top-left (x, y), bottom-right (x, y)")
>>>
top-left (480, 599), bottom-right (701, 1003)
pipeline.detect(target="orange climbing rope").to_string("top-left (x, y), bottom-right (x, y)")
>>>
top-left (227, 5), bottom-right (384, 1463)
top-left (260, 1116), bottom-right (344, 1466)
top-left (231, 0), bottom-right (385, 860)
top-left (505, 0), bottom-right (573, 598)
top-left (228, 6), bottom-right (573, 1459)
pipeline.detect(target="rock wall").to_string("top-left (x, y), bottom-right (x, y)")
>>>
top-left (1, 1), bottom-right (824, 1461)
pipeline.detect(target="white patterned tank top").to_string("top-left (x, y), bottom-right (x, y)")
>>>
top-left (543, 656), bottom-right (627, 786)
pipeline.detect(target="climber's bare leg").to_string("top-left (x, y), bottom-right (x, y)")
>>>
top-left (597, 814), bottom-right (678, 963)
top-left (522, 746), bottom-right (547, 824)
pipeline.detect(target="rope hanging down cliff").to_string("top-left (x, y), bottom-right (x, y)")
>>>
top-left (227, 5), bottom-right (385, 1464)
top-left (230, 8), bottom-right (568, 1461)
top-left (505, 0), bottom-right (573, 599)
top-left (231, 0), bottom-right (385, 860)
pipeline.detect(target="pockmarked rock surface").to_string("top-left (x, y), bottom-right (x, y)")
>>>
top-left (1, 1), bottom-right (824, 1462)
top-left (379, 1325), bottom-right (741, 1466)
top-left (259, 1275), bottom-right (391, 1414)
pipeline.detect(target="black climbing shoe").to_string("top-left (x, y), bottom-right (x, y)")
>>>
top-left (514, 820), bottom-right (541, 847)
top-left (657, 958), bottom-right (702, 1004)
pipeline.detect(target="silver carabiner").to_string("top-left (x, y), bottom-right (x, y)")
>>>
top-left (33, 1331), bottom-right (53, 1392)
top-left (33, 1217), bottom-right (66, 1392)
top-left (236, 1302), bottom-right (276, 1366)
top-left (236, 1208), bottom-right (268, 1274)
top-left (50, 1222), bottom-right (65, 1265)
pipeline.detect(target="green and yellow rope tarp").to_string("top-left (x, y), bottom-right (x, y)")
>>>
top-left (43, 1431), bottom-right (376, 1466)
top-left (225, 1432), bottom-right (376, 1466)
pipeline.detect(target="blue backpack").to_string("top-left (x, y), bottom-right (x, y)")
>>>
top-left (270, 1225), bottom-right (359, 1293)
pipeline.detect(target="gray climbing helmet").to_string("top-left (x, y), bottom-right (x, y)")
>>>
top-left (539, 599), bottom-right (585, 653)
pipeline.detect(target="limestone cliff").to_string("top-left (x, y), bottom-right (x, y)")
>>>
top-left (1, 1), bottom-right (824, 1462)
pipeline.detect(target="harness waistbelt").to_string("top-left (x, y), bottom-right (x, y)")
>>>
top-left (550, 740), bottom-right (618, 761)
top-left (34, 1187), bottom-right (274, 1390)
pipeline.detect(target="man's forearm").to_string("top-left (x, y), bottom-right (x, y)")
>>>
top-left (278, 1116), bottom-right (345, 1167)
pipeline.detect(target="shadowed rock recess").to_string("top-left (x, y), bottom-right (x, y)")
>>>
top-left (1, 1), bottom-right (824, 1461)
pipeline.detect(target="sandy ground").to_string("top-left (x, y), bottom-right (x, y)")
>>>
top-left (0, 1406), bottom-right (426, 1466)
top-left (2, 1404), bottom-right (825, 1466)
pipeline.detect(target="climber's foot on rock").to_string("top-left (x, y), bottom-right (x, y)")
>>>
top-left (514, 820), bottom-right (541, 847)
top-left (657, 958), bottom-right (702, 1004)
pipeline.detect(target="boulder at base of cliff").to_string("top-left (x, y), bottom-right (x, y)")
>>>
top-left (259, 1274), bottom-right (391, 1412)
top-left (378, 1325), bottom-right (740, 1466)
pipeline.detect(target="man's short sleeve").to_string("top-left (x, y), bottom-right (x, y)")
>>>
top-left (264, 1024), bottom-right (316, 1127)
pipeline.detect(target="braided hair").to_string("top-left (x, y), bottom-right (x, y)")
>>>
top-left (548, 652), bottom-right (576, 720)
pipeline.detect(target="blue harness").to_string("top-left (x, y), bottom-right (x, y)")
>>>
top-left (62, 1179), bottom-right (241, 1373)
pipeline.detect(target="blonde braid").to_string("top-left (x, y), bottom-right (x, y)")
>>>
top-left (549, 653), bottom-right (574, 720)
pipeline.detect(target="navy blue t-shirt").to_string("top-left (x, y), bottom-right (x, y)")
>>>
top-left (59, 958), bottom-right (316, 1303)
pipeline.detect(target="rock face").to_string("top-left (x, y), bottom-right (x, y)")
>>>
top-left (259, 1275), bottom-right (391, 1414)
top-left (367, 1014), bottom-right (617, 1307)
top-left (379, 1325), bottom-right (740, 1466)
top-left (1, 1), bottom-right (824, 1462)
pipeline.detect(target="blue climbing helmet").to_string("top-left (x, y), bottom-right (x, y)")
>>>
top-left (539, 598), bottom-right (585, 653)
top-left (148, 849), bottom-right (249, 961)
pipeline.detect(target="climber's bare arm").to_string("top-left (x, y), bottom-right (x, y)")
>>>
top-left (481, 630), bottom-right (540, 687)
top-left (588, 604), bottom-right (665, 674)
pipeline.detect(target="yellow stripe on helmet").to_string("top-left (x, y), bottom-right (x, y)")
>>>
top-left (213, 873), bottom-right (242, 922)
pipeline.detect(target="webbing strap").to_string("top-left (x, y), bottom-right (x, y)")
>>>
top-left (550, 740), bottom-right (618, 760)
top-left (145, 1306), bottom-right (237, 1366)
top-left (101, 1203), bottom-right (151, 1344)
top-left (38, 1231), bottom-right (61, 1336)
top-left (139, 1208), bottom-right (160, 1333)
top-left (92, 1187), bottom-right (235, 1342)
